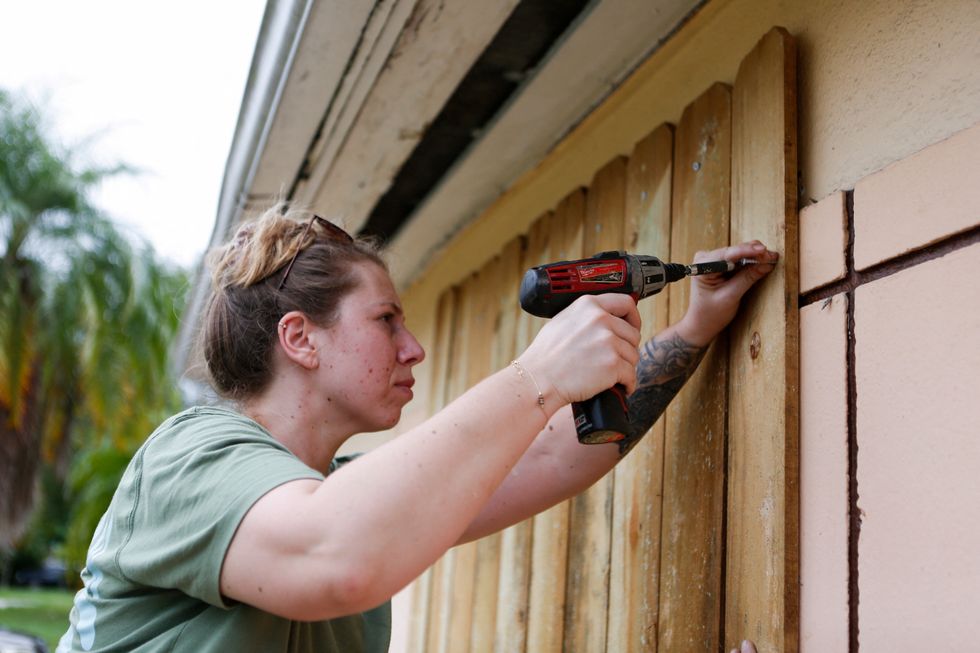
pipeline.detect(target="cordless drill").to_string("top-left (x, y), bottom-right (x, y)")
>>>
top-left (519, 250), bottom-right (753, 445)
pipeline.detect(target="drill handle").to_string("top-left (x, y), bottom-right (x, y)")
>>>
top-left (572, 385), bottom-right (631, 445)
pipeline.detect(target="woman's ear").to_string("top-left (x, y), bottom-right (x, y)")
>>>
top-left (277, 311), bottom-right (320, 369)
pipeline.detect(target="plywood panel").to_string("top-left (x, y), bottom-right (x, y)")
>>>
top-left (563, 157), bottom-right (627, 653)
top-left (725, 27), bottom-right (799, 653)
top-left (657, 82), bottom-right (732, 653)
top-left (606, 124), bottom-right (674, 652)
top-left (525, 193), bottom-right (584, 653)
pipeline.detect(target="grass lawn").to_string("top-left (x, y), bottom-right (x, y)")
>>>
top-left (0, 586), bottom-right (74, 650)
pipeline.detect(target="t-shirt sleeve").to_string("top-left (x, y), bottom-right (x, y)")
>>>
top-left (114, 410), bottom-right (323, 607)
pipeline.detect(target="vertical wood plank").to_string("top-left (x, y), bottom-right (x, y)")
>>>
top-left (408, 288), bottom-right (459, 653)
top-left (426, 552), bottom-right (455, 653)
top-left (468, 253), bottom-right (509, 653)
top-left (606, 124), bottom-right (674, 653)
top-left (431, 273), bottom-right (482, 653)
top-left (451, 262), bottom-right (506, 653)
top-left (444, 544), bottom-right (478, 653)
top-left (658, 82), bottom-right (732, 653)
top-left (499, 217), bottom-right (550, 653)
top-left (526, 192), bottom-right (584, 653)
top-left (427, 282), bottom-right (475, 653)
top-left (491, 236), bottom-right (533, 653)
top-left (470, 535), bottom-right (501, 653)
top-left (563, 157), bottom-right (627, 653)
top-left (725, 27), bottom-right (799, 653)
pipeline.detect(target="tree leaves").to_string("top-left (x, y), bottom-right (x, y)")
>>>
top-left (0, 88), bottom-right (188, 563)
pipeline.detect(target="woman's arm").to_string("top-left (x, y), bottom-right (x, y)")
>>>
top-left (455, 323), bottom-right (706, 542)
top-left (457, 241), bottom-right (778, 542)
top-left (220, 293), bottom-right (640, 621)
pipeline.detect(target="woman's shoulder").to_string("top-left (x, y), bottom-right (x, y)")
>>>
top-left (135, 405), bottom-right (291, 471)
top-left (151, 405), bottom-right (273, 443)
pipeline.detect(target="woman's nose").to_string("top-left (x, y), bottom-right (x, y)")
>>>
top-left (398, 328), bottom-right (425, 365)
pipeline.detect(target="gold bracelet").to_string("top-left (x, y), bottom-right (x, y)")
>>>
top-left (511, 359), bottom-right (546, 412)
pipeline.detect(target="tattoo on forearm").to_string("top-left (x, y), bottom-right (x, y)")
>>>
top-left (618, 333), bottom-right (707, 456)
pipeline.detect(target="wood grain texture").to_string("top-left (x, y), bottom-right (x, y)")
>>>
top-left (469, 535), bottom-right (501, 653)
top-left (658, 82), bottom-right (732, 653)
top-left (525, 194), bottom-right (583, 653)
top-left (563, 157), bottom-right (627, 653)
top-left (422, 287), bottom-right (466, 652)
top-left (300, 0), bottom-right (521, 227)
top-left (486, 236), bottom-right (528, 653)
top-left (467, 253), bottom-right (507, 653)
top-left (431, 273), bottom-right (482, 653)
top-left (408, 288), bottom-right (459, 652)
top-left (606, 124), bottom-right (674, 653)
top-left (725, 27), bottom-right (799, 653)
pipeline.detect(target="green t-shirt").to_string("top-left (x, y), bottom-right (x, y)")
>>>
top-left (56, 406), bottom-right (391, 653)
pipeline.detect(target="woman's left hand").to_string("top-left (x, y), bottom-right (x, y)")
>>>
top-left (675, 240), bottom-right (779, 346)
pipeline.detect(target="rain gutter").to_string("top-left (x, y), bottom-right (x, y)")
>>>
top-left (171, 0), bottom-right (315, 385)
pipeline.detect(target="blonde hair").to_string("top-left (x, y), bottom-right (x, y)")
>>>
top-left (202, 203), bottom-right (385, 401)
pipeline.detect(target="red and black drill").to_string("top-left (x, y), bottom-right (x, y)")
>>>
top-left (519, 250), bottom-right (754, 445)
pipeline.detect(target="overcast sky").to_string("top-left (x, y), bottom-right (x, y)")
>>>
top-left (0, 1), bottom-right (266, 268)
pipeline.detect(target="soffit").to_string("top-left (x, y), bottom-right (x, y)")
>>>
top-left (237, 0), bottom-right (703, 283)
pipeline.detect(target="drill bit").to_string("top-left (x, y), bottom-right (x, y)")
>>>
top-left (684, 258), bottom-right (759, 276)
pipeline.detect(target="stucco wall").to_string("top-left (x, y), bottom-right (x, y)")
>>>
top-left (798, 122), bottom-right (980, 650)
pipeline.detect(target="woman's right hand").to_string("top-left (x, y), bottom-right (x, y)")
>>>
top-left (518, 294), bottom-right (641, 407)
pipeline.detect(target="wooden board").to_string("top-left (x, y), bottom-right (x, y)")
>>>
top-left (301, 0), bottom-right (522, 227)
top-left (525, 192), bottom-right (584, 653)
top-left (453, 261), bottom-right (507, 653)
top-left (423, 284), bottom-right (469, 653)
top-left (563, 157), bottom-right (627, 653)
top-left (725, 27), bottom-right (799, 653)
top-left (658, 82), bottom-right (732, 652)
top-left (491, 236), bottom-right (533, 653)
top-left (407, 288), bottom-right (459, 652)
top-left (444, 543), bottom-right (477, 653)
top-left (429, 273), bottom-right (481, 653)
top-left (606, 124), bottom-right (674, 652)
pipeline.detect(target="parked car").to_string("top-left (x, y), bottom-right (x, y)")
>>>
top-left (12, 559), bottom-right (67, 588)
top-left (0, 627), bottom-right (48, 653)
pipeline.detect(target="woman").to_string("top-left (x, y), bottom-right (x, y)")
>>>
top-left (58, 206), bottom-right (777, 652)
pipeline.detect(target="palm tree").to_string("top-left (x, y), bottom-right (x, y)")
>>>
top-left (0, 89), bottom-right (187, 569)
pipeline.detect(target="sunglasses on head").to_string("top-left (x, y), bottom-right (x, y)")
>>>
top-left (277, 215), bottom-right (353, 291)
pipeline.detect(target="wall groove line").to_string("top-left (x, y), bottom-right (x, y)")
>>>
top-left (843, 189), bottom-right (860, 653)
top-left (799, 215), bottom-right (980, 308)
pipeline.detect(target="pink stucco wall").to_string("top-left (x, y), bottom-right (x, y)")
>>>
top-left (856, 243), bottom-right (980, 649)
top-left (799, 122), bottom-right (980, 649)
top-left (799, 294), bottom-right (848, 650)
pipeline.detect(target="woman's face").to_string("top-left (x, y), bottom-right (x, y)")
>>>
top-left (314, 261), bottom-right (425, 433)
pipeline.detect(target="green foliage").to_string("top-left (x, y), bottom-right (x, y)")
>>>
top-left (0, 87), bottom-right (190, 575)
